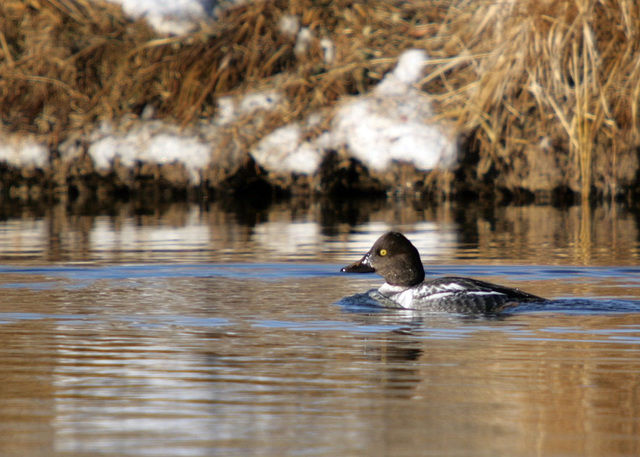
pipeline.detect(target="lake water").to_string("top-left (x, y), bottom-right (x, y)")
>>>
top-left (1, 199), bottom-right (640, 456)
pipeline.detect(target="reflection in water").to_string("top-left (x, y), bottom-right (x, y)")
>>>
top-left (0, 200), bottom-right (639, 268)
top-left (0, 199), bottom-right (461, 264)
top-left (0, 200), bottom-right (639, 456)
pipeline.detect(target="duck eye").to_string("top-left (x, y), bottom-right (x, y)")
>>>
top-left (379, 249), bottom-right (387, 256)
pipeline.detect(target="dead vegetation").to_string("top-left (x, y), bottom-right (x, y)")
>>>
top-left (429, 0), bottom-right (640, 199)
top-left (0, 0), bottom-right (639, 200)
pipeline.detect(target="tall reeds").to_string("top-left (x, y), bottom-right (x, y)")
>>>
top-left (0, 0), bottom-right (639, 198)
top-left (429, 0), bottom-right (640, 198)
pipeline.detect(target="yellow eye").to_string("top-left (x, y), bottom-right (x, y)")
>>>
top-left (379, 249), bottom-right (387, 256)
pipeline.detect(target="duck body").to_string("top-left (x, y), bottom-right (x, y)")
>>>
top-left (369, 276), bottom-right (543, 314)
top-left (341, 232), bottom-right (545, 314)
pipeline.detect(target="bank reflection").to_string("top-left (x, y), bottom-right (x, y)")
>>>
top-left (352, 313), bottom-right (640, 456)
top-left (0, 200), bottom-right (638, 267)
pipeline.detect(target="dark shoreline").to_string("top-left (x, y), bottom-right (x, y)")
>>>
top-left (0, 145), bottom-right (631, 210)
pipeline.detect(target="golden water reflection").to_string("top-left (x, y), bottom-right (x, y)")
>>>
top-left (0, 200), bottom-right (639, 456)
top-left (1, 282), bottom-right (639, 457)
top-left (0, 200), bottom-right (638, 267)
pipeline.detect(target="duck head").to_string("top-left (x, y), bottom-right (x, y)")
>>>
top-left (341, 232), bottom-right (425, 287)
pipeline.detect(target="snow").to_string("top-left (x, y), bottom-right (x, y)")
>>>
top-left (11, 0), bottom-right (457, 187)
top-left (294, 28), bottom-right (314, 58)
top-left (331, 49), bottom-right (456, 171)
top-left (385, 49), bottom-right (430, 87)
top-left (278, 15), bottom-right (300, 36)
top-left (77, 48), bottom-right (456, 181)
top-left (103, 0), bottom-right (241, 35)
top-left (216, 90), bottom-right (283, 126)
top-left (84, 5), bottom-right (457, 178)
top-left (251, 124), bottom-right (321, 174)
top-left (87, 121), bottom-right (211, 183)
top-left (250, 49), bottom-right (457, 174)
top-left (0, 135), bottom-right (49, 168)
top-left (320, 38), bottom-right (336, 65)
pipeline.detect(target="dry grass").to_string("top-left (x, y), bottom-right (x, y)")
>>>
top-left (0, 0), bottom-right (444, 135)
top-left (1, 0), bottom-right (639, 198)
top-left (424, 0), bottom-right (640, 197)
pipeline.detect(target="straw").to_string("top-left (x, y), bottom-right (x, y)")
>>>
top-left (0, 0), bottom-right (638, 199)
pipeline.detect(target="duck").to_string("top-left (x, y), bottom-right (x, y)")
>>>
top-left (341, 231), bottom-right (545, 314)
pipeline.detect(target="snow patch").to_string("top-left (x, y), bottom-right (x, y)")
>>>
top-left (294, 28), bottom-right (314, 58)
top-left (106, 0), bottom-right (209, 35)
top-left (250, 49), bottom-right (457, 174)
top-left (217, 90), bottom-right (283, 126)
top-left (278, 15), bottom-right (300, 36)
top-left (105, 0), bottom-right (248, 35)
top-left (251, 124), bottom-right (322, 174)
top-left (331, 49), bottom-right (456, 171)
top-left (0, 136), bottom-right (48, 168)
top-left (331, 93), bottom-right (455, 171)
top-left (87, 121), bottom-right (211, 183)
top-left (388, 49), bottom-right (428, 86)
top-left (4, 47), bottom-right (454, 183)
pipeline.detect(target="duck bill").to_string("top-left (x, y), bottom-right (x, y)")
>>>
top-left (341, 252), bottom-right (376, 273)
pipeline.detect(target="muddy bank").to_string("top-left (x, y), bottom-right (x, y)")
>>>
top-left (1, 0), bottom-right (640, 204)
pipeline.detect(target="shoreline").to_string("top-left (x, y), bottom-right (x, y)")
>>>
top-left (2, 0), bottom-right (639, 204)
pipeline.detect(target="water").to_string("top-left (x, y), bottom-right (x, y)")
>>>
top-left (1, 200), bottom-right (640, 456)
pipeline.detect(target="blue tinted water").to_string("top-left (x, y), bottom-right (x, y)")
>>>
top-left (1, 202), bottom-right (640, 456)
top-left (3, 262), bottom-right (640, 312)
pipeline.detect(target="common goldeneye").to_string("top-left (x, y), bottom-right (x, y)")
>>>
top-left (341, 231), bottom-right (545, 314)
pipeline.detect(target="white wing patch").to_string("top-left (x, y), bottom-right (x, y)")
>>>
top-left (423, 291), bottom-right (456, 300)
top-left (418, 290), bottom-right (507, 300)
top-left (467, 291), bottom-right (507, 296)
top-left (378, 283), bottom-right (507, 308)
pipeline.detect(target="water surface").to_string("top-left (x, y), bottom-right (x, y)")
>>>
top-left (1, 200), bottom-right (640, 456)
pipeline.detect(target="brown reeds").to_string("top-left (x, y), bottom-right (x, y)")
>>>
top-left (1, 0), bottom-right (639, 198)
top-left (425, 0), bottom-right (640, 198)
top-left (0, 0), bottom-right (439, 134)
